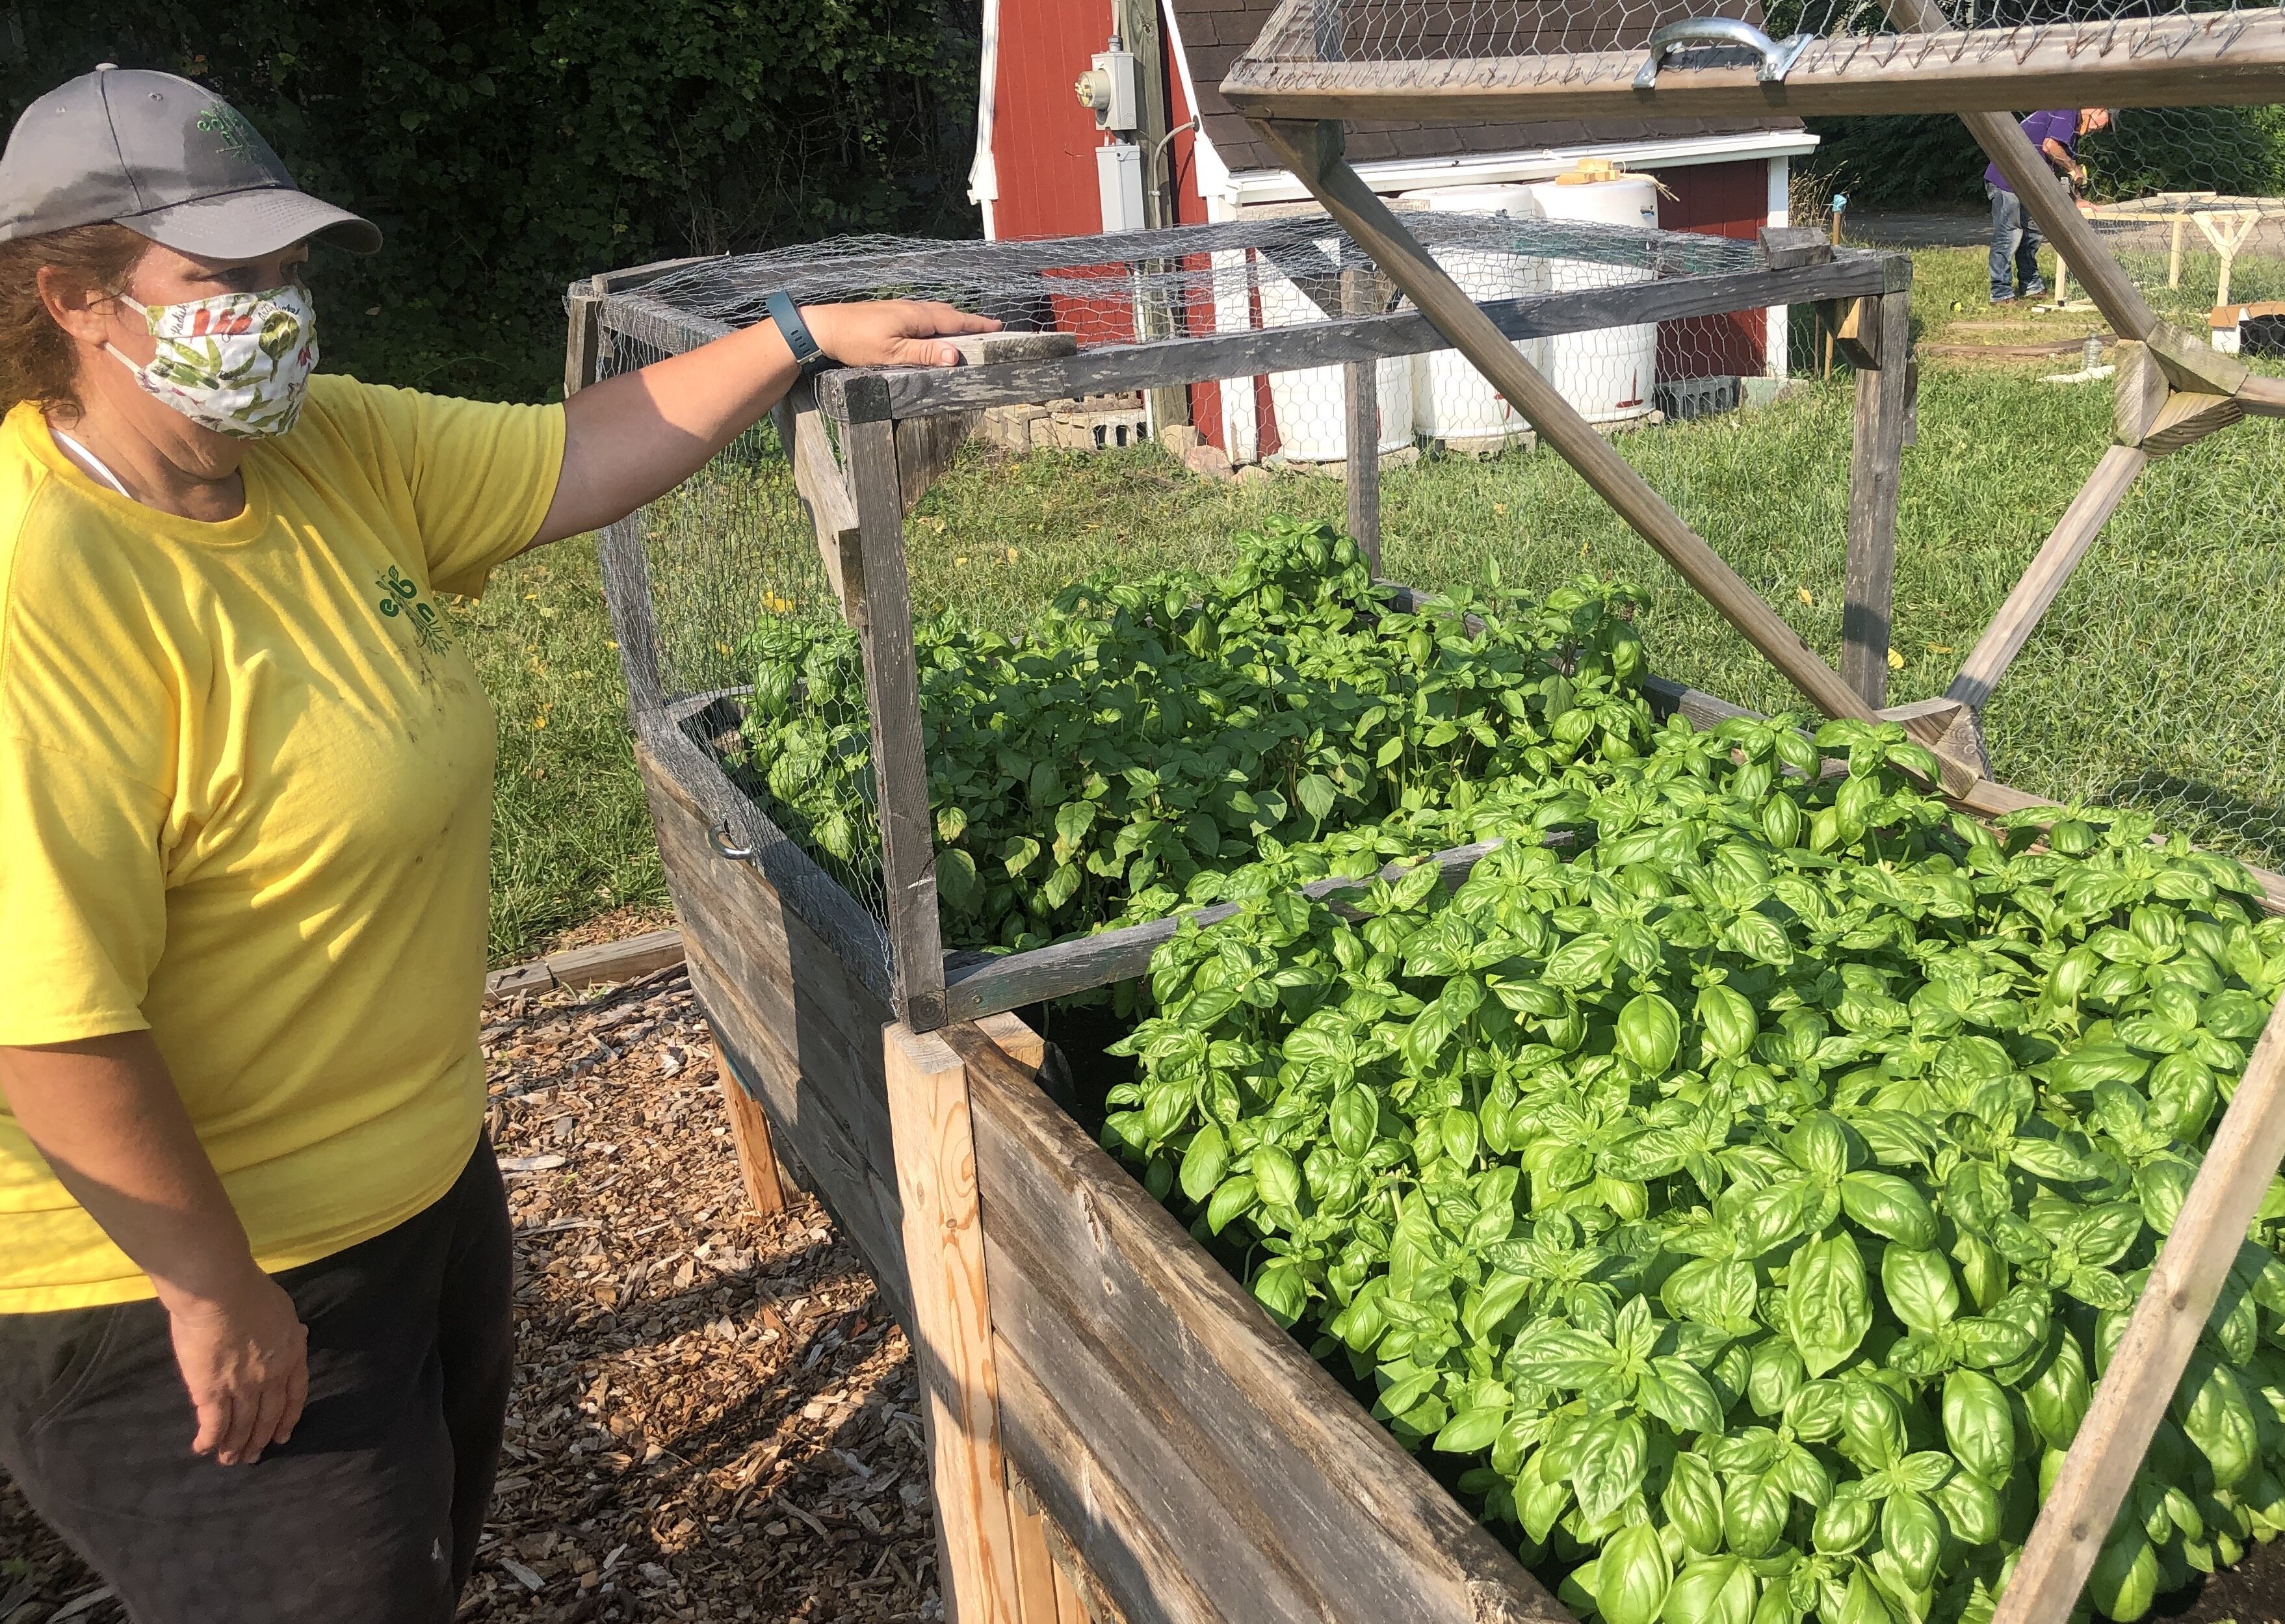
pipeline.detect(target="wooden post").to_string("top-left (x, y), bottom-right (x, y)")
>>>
top-left (2170, 215), bottom-right (2188, 289)
top-left (1991, 994), bottom-right (2285, 1624)
top-left (885, 1023), bottom-right (1024, 1624)
top-left (772, 377), bottom-right (865, 618)
top-left (1247, 116), bottom-right (1885, 726)
top-left (1841, 291), bottom-right (1911, 707)
top-left (716, 1053), bottom-right (787, 1216)
top-left (841, 380), bottom-right (950, 1032)
top-left (564, 282), bottom-right (605, 400)
top-left (1342, 265), bottom-right (1384, 573)
top-left (1944, 443), bottom-right (2146, 712)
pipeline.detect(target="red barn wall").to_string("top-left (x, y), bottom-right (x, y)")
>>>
top-left (1657, 158), bottom-right (1771, 378)
top-left (989, 0), bottom-right (1114, 242)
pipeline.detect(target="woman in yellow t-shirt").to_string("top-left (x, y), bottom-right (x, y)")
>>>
top-left (0, 68), bottom-right (991, 1624)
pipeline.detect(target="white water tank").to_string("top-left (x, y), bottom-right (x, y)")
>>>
top-left (1257, 238), bottom-right (1415, 462)
top-left (1526, 174), bottom-right (1660, 425)
top-left (1398, 183), bottom-right (1550, 456)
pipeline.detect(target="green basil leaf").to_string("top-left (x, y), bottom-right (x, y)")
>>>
top-left (1572, 1413), bottom-right (1649, 1522)
top-left (1180, 1123), bottom-right (1229, 1203)
top-left (1665, 1556), bottom-right (1758, 1624)
top-left (1786, 1232), bottom-right (1872, 1378)
top-left (1723, 1471), bottom-right (1790, 1558)
top-left (1252, 1145), bottom-right (1302, 1210)
top-left (1840, 1172), bottom-right (1939, 1250)
top-left (1881, 1246), bottom-right (1961, 1336)
top-left (1599, 1522), bottom-right (1674, 1624)
top-left (1206, 1175), bottom-right (1257, 1236)
top-left (1941, 1370), bottom-right (2015, 1486)
top-left (1617, 992), bottom-right (1683, 1075)
top-left (1881, 1491), bottom-right (1944, 1590)
top-left (1664, 1450), bottom-right (1726, 1556)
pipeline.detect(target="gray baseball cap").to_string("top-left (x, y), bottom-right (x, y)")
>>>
top-left (0, 65), bottom-right (380, 256)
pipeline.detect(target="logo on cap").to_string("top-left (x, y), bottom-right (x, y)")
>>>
top-left (195, 101), bottom-right (265, 164)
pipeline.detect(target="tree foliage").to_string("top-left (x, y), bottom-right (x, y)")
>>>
top-left (5, 1), bottom-right (980, 399)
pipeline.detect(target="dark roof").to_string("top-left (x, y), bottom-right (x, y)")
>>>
top-left (1169, 0), bottom-right (1804, 178)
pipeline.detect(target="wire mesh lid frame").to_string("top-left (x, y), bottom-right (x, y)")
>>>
top-left (580, 217), bottom-right (1920, 1033)
top-left (1225, 0), bottom-right (2285, 118)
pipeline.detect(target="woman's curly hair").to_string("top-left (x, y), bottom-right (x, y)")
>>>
top-left (0, 224), bottom-right (148, 417)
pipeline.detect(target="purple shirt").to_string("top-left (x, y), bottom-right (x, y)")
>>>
top-left (1986, 110), bottom-right (2078, 192)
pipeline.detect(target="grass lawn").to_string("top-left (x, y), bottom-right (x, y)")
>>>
top-left (446, 542), bottom-right (668, 965)
top-left (471, 245), bottom-right (2284, 961)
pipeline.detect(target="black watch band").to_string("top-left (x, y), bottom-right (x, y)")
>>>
top-left (764, 290), bottom-right (824, 372)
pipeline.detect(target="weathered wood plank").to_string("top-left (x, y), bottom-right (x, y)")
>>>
top-left (1945, 443), bottom-right (2147, 713)
top-left (1006, 1489), bottom-right (1064, 1624)
top-left (565, 288), bottom-right (604, 400)
top-left (842, 404), bottom-right (949, 1030)
top-left (991, 1338), bottom-right (1220, 1624)
top-left (887, 1023), bottom-right (1025, 1624)
top-left (772, 376), bottom-right (864, 616)
top-left (843, 255), bottom-right (1894, 419)
top-left (2113, 341), bottom-right (2170, 446)
top-left (1344, 265), bottom-right (1383, 573)
top-left (640, 735), bottom-right (894, 1038)
top-left (1841, 290), bottom-right (1912, 707)
top-left (1991, 993), bottom-right (2285, 1624)
top-left (953, 1027), bottom-right (1565, 1624)
top-left (1251, 117), bottom-right (1881, 727)
top-left (1217, 10), bottom-right (2285, 122)
top-left (716, 1052), bottom-right (788, 1216)
top-left (2141, 387), bottom-right (2245, 456)
top-left (941, 841), bottom-right (1504, 1022)
top-left (636, 747), bottom-right (909, 1319)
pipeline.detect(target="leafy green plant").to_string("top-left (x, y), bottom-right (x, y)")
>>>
top-left (1105, 709), bottom-right (2285, 1624)
top-left (740, 519), bottom-right (1654, 951)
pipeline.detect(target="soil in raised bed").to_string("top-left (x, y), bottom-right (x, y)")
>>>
top-left (0, 969), bottom-right (939, 1624)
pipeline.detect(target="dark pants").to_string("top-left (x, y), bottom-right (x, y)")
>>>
top-left (0, 1139), bottom-right (512, 1624)
top-left (1989, 182), bottom-right (2048, 300)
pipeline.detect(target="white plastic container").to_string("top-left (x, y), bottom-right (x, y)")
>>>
top-left (1398, 183), bottom-right (1550, 455)
top-left (1256, 238), bottom-right (1415, 462)
top-left (1526, 175), bottom-right (1660, 425)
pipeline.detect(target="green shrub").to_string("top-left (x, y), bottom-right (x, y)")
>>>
top-left (5, 1), bottom-right (979, 400)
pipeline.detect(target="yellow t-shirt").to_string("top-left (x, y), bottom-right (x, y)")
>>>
top-left (0, 374), bottom-right (566, 1311)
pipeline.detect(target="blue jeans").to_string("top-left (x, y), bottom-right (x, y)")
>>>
top-left (1989, 183), bottom-right (2046, 300)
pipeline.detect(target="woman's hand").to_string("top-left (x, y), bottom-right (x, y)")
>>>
top-left (803, 299), bottom-right (1001, 369)
top-left (161, 1269), bottom-right (309, 1466)
top-left (0, 1033), bottom-right (311, 1468)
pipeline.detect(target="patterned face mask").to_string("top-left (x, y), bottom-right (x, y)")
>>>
top-left (105, 282), bottom-right (319, 440)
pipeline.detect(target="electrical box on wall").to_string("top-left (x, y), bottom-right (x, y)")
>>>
top-left (1095, 141), bottom-right (1146, 233)
top-left (1074, 36), bottom-right (1140, 133)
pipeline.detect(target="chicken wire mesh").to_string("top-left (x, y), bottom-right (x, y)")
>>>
top-left (590, 214), bottom-right (1859, 943)
top-left (592, 321), bottom-right (892, 926)
top-left (1242, 0), bottom-right (2284, 73)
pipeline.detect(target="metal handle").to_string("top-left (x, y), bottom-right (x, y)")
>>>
top-left (708, 817), bottom-right (755, 862)
top-left (1633, 18), bottom-right (1814, 89)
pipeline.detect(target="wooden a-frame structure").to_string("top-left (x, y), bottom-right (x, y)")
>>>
top-left (1225, 0), bottom-right (2285, 789)
top-left (1217, 8), bottom-right (2285, 1624)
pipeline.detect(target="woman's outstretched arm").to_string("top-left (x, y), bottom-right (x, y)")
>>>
top-left (531, 298), bottom-right (998, 547)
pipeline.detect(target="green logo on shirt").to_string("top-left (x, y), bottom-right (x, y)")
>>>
top-left (376, 566), bottom-right (450, 654)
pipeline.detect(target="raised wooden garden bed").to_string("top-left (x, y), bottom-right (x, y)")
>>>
top-left (573, 213), bottom-right (2285, 1624)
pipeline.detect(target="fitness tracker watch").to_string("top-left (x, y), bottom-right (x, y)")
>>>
top-left (764, 290), bottom-right (825, 373)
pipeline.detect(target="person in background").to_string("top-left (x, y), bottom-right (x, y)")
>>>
top-left (0, 65), bottom-right (994, 1624)
top-left (1987, 107), bottom-right (2114, 303)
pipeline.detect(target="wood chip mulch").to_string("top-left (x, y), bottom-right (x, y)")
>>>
top-left (0, 967), bottom-right (940, 1624)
